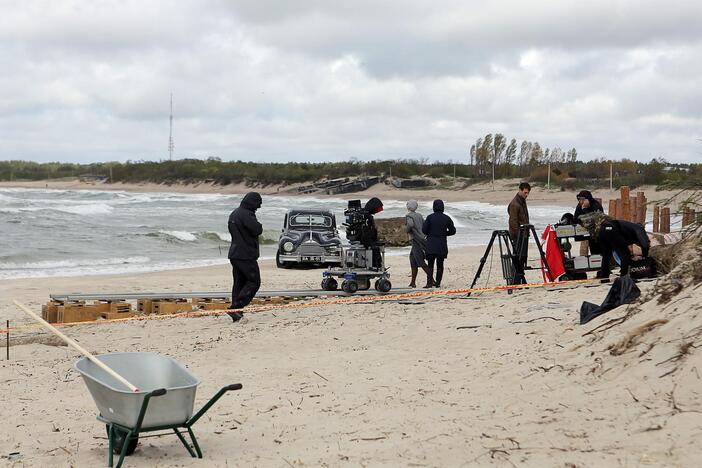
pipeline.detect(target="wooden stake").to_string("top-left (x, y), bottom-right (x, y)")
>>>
top-left (631, 197), bottom-right (638, 223)
top-left (609, 199), bottom-right (617, 218)
top-left (653, 205), bottom-right (660, 232)
top-left (13, 300), bottom-right (139, 392)
top-left (621, 186), bottom-right (630, 221)
top-left (661, 207), bottom-right (671, 233)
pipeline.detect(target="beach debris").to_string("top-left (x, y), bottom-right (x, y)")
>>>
top-left (456, 325), bottom-right (491, 330)
top-left (510, 316), bottom-right (561, 324)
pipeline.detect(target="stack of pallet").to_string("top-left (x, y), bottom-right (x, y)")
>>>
top-left (191, 297), bottom-right (230, 310)
top-left (42, 300), bottom-right (133, 324)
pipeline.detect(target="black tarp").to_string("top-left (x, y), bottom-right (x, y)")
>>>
top-left (579, 276), bottom-right (641, 324)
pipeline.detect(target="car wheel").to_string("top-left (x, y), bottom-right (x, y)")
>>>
top-left (341, 280), bottom-right (358, 294)
top-left (321, 277), bottom-right (338, 291)
top-left (375, 278), bottom-right (392, 293)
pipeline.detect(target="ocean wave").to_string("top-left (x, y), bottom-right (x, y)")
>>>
top-left (158, 230), bottom-right (198, 242)
top-left (0, 256), bottom-right (151, 271)
top-left (0, 256), bottom-right (230, 280)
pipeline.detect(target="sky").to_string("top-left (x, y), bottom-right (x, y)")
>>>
top-left (1, 0), bottom-right (701, 164)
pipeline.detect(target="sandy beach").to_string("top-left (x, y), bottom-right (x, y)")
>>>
top-left (2, 238), bottom-right (701, 466)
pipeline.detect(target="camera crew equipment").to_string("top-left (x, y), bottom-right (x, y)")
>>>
top-left (468, 224), bottom-right (552, 295)
top-left (554, 223), bottom-right (602, 280)
top-left (321, 199), bottom-right (392, 294)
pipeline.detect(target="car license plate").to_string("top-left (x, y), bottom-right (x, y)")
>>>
top-left (302, 256), bottom-right (322, 261)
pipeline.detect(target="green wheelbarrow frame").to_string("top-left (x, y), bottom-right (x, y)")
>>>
top-left (98, 383), bottom-right (242, 468)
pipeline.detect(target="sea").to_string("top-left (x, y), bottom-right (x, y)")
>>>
top-left (0, 188), bottom-right (570, 279)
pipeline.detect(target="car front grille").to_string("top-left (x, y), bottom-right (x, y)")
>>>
top-left (298, 243), bottom-right (325, 256)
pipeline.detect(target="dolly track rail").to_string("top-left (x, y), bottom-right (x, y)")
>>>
top-left (1, 277), bottom-right (603, 335)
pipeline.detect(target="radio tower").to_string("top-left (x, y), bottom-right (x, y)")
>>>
top-left (168, 93), bottom-right (175, 160)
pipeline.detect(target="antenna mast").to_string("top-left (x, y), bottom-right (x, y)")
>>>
top-left (168, 93), bottom-right (174, 160)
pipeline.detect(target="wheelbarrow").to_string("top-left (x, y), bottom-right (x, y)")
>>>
top-left (74, 352), bottom-right (242, 468)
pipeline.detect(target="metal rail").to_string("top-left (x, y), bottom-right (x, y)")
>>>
top-left (49, 288), bottom-right (414, 302)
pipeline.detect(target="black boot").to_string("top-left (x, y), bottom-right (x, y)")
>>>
top-left (227, 308), bottom-right (243, 322)
top-left (423, 271), bottom-right (434, 288)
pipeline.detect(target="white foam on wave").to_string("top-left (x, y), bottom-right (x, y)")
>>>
top-left (0, 256), bottom-right (229, 280)
top-left (159, 230), bottom-right (197, 242)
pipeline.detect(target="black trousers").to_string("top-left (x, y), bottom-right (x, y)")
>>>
top-left (426, 255), bottom-right (445, 285)
top-left (230, 259), bottom-right (261, 309)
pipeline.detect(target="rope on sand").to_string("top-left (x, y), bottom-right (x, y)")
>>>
top-left (1, 277), bottom-right (602, 335)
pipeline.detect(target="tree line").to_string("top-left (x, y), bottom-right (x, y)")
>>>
top-left (0, 155), bottom-right (698, 189)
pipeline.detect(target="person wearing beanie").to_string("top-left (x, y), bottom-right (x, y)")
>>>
top-left (422, 199), bottom-right (456, 288)
top-left (405, 200), bottom-right (433, 288)
top-left (227, 192), bottom-right (263, 323)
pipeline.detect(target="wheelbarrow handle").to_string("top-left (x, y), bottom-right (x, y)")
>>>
top-left (186, 383), bottom-right (243, 427)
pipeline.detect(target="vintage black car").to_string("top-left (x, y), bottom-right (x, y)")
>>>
top-left (276, 209), bottom-right (343, 268)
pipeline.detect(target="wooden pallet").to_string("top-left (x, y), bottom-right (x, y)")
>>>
top-left (137, 299), bottom-right (154, 315)
top-left (151, 300), bottom-right (193, 315)
top-left (98, 301), bottom-right (134, 320)
top-left (191, 297), bottom-right (231, 310)
top-left (57, 302), bottom-right (101, 323)
top-left (42, 300), bottom-right (64, 323)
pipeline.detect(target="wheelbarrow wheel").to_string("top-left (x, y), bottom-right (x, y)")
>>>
top-left (106, 425), bottom-right (139, 456)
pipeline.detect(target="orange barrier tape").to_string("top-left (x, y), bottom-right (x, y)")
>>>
top-left (2, 277), bottom-right (602, 335)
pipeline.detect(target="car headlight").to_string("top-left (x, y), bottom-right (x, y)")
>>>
top-left (283, 241), bottom-right (294, 252)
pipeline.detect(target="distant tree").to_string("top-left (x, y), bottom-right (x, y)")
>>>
top-left (492, 133), bottom-right (506, 177)
top-left (529, 142), bottom-right (543, 168)
top-left (505, 138), bottom-right (517, 175)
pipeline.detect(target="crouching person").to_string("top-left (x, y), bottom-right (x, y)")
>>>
top-left (227, 192), bottom-right (263, 322)
top-left (580, 212), bottom-right (650, 279)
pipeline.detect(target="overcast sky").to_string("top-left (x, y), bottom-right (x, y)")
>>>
top-left (1, 0), bottom-right (701, 164)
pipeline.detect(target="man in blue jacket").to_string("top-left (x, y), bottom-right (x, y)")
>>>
top-left (422, 199), bottom-right (456, 288)
top-left (227, 192), bottom-right (263, 322)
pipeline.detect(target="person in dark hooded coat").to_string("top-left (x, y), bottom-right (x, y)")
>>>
top-left (422, 199), bottom-right (456, 288)
top-left (574, 190), bottom-right (604, 255)
top-left (227, 192), bottom-right (263, 322)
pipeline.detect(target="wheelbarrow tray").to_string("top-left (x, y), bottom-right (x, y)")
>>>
top-left (74, 352), bottom-right (201, 428)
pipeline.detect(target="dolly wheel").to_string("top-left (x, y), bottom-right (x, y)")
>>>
top-left (341, 280), bottom-right (358, 294)
top-left (376, 278), bottom-right (392, 293)
top-left (321, 277), bottom-right (338, 291)
top-left (106, 425), bottom-right (139, 456)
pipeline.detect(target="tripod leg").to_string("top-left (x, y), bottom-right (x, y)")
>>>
top-left (468, 231), bottom-right (498, 291)
top-left (530, 225), bottom-right (554, 281)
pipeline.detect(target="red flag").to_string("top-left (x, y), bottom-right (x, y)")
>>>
top-left (541, 225), bottom-right (565, 282)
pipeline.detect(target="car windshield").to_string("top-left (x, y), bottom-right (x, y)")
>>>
top-left (289, 213), bottom-right (333, 229)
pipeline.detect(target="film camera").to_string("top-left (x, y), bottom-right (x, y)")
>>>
top-left (343, 198), bottom-right (382, 247)
top-left (321, 197), bottom-right (391, 294)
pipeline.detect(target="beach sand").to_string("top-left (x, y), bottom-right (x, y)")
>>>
top-left (2, 243), bottom-right (701, 467)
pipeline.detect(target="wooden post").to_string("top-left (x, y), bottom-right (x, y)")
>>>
top-left (630, 197), bottom-right (638, 223)
top-left (636, 192), bottom-right (646, 225)
top-left (661, 207), bottom-right (671, 233)
top-left (640, 195), bottom-right (647, 225)
top-left (615, 198), bottom-right (623, 220)
top-left (653, 205), bottom-right (660, 232)
top-left (620, 186), bottom-right (630, 221)
top-left (609, 199), bottom-right (618, 218)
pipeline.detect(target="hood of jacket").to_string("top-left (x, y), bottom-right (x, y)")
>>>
top-left (240, 192), bottom-right (262, 211)
top-left (576, 190), bottom-right (595, 203)
top-left (364, 197), bottom-right (384, 214)
top-left (433, 199), bottom-right (445, 213)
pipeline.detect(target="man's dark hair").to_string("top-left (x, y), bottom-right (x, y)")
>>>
top-left (519, 182), bottom-right (531, 191)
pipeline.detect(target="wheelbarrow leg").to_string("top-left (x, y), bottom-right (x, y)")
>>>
top-left (187, 427), bottom-right (203, 458)
top-left (173, 427), bottom-right (197, 458)
top-left (114, 431), bottom-right (135, 468)
top-left (107, 424), bottom-right (114, 468)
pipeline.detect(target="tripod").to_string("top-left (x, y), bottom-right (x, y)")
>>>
top-left (468, 224), bottom-right (553, 295)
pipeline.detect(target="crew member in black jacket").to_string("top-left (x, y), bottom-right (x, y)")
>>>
top-left (581, 212), bottom-right (650, 278)
top-left (422, 199), bottom-right (456, 288)
top-left (227, 192), bottom-right (263, 322)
